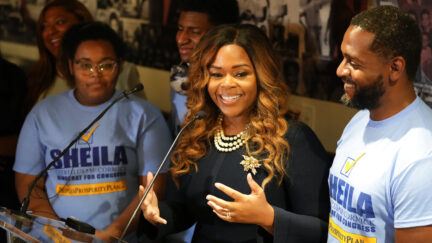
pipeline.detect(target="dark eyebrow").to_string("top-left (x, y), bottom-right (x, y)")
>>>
top-left (232, 64), bottom-right (250, 69)
top-left (209, 64), bottom-right (249, 69)
top-left (75, 58), bottom-right (91, 62)
top-left (209, 64), bottom-right (251, 69)
top-left (178, 24), bottom-right (202, 30)
top-left (344, 54), bottom-right (363, 64)
top-left (99, 57), bottom-right (117, 62)
top-left (209, 65), bottom-right (221, 69)
top-left (74, 57), bottom-right (116, 62)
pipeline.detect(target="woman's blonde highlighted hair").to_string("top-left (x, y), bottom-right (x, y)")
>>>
top-left (170, 24), bottom-right (291, 188)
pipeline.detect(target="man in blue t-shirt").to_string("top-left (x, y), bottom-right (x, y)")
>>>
top-left (168, 0), bottom-right (240, 136)
top-left (328, 6), bottom-right (432, 242)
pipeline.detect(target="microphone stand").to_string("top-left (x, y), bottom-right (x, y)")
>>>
top-left (118, 111), bottom-right (206, 242)
top-left (19, 84), bottom-right (144, 216)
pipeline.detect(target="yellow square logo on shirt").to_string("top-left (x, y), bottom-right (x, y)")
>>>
top-left (340, 152), bottom-right (365, 177)
top-left (78, 123), bottom-right (100, 144)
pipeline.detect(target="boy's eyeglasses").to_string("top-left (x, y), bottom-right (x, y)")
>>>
top-left (74, 60), bottom-right (117, 76)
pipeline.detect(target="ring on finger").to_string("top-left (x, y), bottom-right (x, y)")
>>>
top-left (226, 210), bottom-right (231, 219)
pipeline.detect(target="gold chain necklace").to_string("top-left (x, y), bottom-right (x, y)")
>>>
top-left (214, 115), bottom-right (250, 152)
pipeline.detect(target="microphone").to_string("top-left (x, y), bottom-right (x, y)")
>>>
top-left (122, 83), bottom-right (144, 98)
top-left (118, 111), bottom-right (206, 241)
top-left (19, 84), bottom-right (144, 229)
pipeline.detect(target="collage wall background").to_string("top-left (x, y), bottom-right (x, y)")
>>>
top-left (0, 0), bottom-right (431, 106)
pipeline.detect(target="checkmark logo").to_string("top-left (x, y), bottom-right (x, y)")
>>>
top-left (81, 123), bottom-right (100, 143)
top-left (341, 152), bottom-right (365, 177)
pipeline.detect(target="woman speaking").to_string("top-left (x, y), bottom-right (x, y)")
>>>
top-left (140, 24), bottom-right (330, 242)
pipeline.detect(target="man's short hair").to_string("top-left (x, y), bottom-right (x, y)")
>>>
top-left (177, 0), bottom-right (239, 26)
top-left (351, 5), bottom-right (421, 81)
top-left (421, 8), bottom-right (430, 18)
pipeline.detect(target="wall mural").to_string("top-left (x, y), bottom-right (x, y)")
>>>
top-left (398, 0), bottom-right (432, 107)
top-left (0, 0), bottom-right (431, 106)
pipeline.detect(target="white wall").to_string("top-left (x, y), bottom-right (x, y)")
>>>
top-left (289, 95), bottom-right (357, 152)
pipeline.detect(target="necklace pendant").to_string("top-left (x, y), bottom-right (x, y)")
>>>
top-left (240, 155), bottom-right (261, 175)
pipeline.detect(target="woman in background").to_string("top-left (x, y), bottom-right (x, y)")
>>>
top-left (140, 24), bottom-right (330, 242)
top-left (25, 0), bottom-right (92, 111)
top-left (25, 0), bottom-right (144, 112)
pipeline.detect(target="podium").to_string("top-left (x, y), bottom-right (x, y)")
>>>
top-left (0, 207), bottom-right (126, 243)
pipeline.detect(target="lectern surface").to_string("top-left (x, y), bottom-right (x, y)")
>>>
top-left (0, 207), bottom-right (125, 243)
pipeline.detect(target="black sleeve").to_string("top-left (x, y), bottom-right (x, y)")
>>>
top-left (138, 172), bottom-right (196, 240)
top-left (0, 57), bottom-right (28, 135)
top-left (273, 121), bottom-right (330, 243)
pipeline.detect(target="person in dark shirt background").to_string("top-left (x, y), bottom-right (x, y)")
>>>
top-left (0, 53), bottom-right (28, 241)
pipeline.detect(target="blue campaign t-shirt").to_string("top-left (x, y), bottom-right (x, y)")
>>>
top-left (170, 87), bottom-right (188, 135)
top-left (328, 97), bottom-right (432, 243)
top-left (14, 89), bottom-right (172, 230)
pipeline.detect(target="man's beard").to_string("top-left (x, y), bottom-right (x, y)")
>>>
top-left (341, 75), bottom-right (385, 110)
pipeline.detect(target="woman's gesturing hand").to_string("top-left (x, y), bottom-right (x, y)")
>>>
top-left (206, 173), bottom-right (275, 234)
top-left (139, 171), bottom-right (167, 226)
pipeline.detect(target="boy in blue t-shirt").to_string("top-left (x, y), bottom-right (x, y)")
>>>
top-left (13, 22), bottom-right (171, 241)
